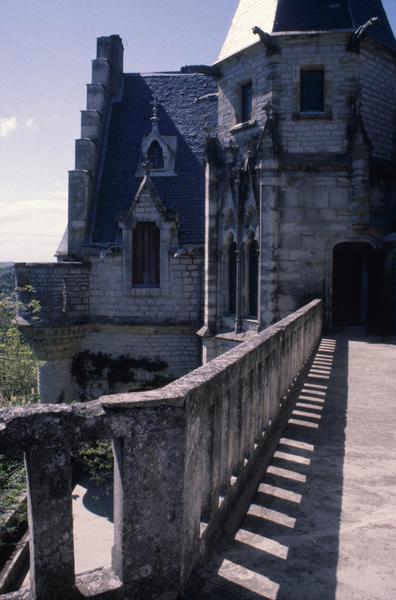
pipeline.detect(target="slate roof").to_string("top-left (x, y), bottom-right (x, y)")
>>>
top-left (219, 0), bottom-right (396, 61)
top-left (88, 72), bottom-right (218, 246)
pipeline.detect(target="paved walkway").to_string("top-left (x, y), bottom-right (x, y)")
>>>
top-left (191, 332), bottom-right (396, 600)
top-left (72, 479), bottom-right (113, 575)
top-left (22, 478), bottom-right (114, 588)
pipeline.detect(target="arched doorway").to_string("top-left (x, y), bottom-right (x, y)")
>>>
top-left (332, 242), bottom-right (384, 328)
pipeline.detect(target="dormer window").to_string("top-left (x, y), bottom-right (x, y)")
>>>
top-left (241, 82), bottom-right (253, 122)
top-left (135, 98), bottom-right (177, 177)
top-left (300, 69), bottom-right (325, 113)
top-left (147, 141), bottom-right (164, 170)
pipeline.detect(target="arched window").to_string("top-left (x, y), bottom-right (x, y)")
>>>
top-left (229, 242), bottom-right (237, 315)
top-left (133, 222), bottom-right (160, 286)
top-left (147, 141), bottom-right (164, 170)
top-left (248, 240), bottom-right (259, 317)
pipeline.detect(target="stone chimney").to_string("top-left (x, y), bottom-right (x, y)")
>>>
top-left (67, 35), bottom-right (124, 258)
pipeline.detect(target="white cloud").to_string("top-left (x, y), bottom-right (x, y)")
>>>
top-left (0, 116), bottom-right (18, 138)
top-left (24, 117), bottom-right (38, 133)
top-left (0, 197), bottom-right (67, 263)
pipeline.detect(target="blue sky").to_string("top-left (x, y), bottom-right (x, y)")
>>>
top-left (1, 0), bottom-right (396, 262)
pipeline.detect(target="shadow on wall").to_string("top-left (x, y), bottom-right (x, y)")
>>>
top-left (188, 336), bottom-right (347, 600)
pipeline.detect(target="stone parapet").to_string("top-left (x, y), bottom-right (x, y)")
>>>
top-left (0, 300), bottom-right (323, 600)
top-left (15, 262), bottom-right (90, 327)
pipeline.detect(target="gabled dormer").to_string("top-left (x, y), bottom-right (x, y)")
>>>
top-left (135, 98), bottom-right (177, 177)
top-left (119, 172), bottom-right (178, 296)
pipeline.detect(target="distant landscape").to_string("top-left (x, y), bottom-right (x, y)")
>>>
top-left (0, 264), bottom-right (15, 295)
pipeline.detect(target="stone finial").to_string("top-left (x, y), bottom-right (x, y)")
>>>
top-left (150, 97), bottom-right (160, 131)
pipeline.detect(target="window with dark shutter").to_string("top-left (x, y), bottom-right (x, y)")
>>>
top-left (248, 240), bottom-right (259, 318)
top-left (147, 141), bottom-right (164, 170)
top-left (241, 82), bottom-right (253, 123)
top-left (229, 242), bottom-right (237, 314)
top-left (132, 222), bottom-right (160, 286)
top-left (300, 69), bottom-right (325, 113)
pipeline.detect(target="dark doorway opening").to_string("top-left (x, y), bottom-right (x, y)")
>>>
top-left (332, 242), bottom-right (384, 328)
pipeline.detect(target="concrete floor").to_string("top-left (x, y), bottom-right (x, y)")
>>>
top-left (190, 332), bottom-right (396, 600)
top-left (72, 479), bottom-right (113, 575)
top-left (22, 478), bottom-right (114, 588)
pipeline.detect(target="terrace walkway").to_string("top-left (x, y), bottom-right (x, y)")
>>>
top-left (189, 332), bottom-right (396, 600)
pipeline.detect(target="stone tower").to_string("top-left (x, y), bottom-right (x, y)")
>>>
top-left (200, 0), bottom-right (396, 361)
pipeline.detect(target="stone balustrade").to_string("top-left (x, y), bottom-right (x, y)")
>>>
top-left (0, 300), bottom-right (323, 600)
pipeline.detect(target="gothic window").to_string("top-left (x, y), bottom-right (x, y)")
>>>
top-left (147, 141), bottom-right (164, 170)
top-left (132, 222), bottom-right (160, 286)
top-left (300, 69), bottom-right (324, 113)
top-left (248, 240), bottom-right (259, 318)
top-left (229, 242), bottom-right (237, 315)
top-left (241, 82), bottom-right (253, 122)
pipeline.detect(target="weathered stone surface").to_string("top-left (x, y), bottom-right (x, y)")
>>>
top-left (0, 301), bottom-right (322, 600)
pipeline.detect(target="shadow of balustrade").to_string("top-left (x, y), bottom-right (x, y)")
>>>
top-left (188, 336), bottom-right (348, 600)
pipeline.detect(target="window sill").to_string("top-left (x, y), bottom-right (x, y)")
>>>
top-left (129, 287), bottom-right (163, 297)
top-left (134, 168), bottom-right (176, 177)
top-left (293, 111), bottom-right (332, 121)
top-left (229, 119), bottom-right (258, 133)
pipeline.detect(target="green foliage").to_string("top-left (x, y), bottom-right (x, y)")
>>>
top-left (71, 350), bottom-right (169, 401)
top-left (76, 441), bottom-right (114, 495)
top-left (0, 453), bottom-right (26, 530)
top-left (0, 278), bottom-right (40, 405)
top-left (0, 273), bottom-right (39, 531)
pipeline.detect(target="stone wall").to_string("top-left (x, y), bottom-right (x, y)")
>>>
top-left (15, 256), bottom-right (203, 402)
top-left (217, 42), bottom-right (271, 140)
top-left (73, 325), bottom-right (201, 400)
top-left (15, 263), bottom-right (90, 326)
top-left (277, 171), bottom-right (351, 318)
top-left (89, 254), bottom-right (203, 325)
top-left (276, 34), bottom-right (353, 155)
top-left (360, 42), bottom-right (396, 161)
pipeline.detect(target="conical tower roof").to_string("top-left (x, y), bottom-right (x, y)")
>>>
top-left (218, 0), bottom-right (396, 61)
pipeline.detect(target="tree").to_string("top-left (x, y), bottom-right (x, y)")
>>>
top-left (0, 279), bottom-right (39, 406)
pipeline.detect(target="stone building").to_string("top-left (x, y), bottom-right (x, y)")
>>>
top-left (200, 0), bottom-right (396, 360)
top-left (15, 0), bottom-right (396, 402)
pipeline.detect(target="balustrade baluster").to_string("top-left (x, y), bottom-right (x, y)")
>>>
top-left (112, 403), bottom-right (198, 593)
top-left (24, 443), bottom-right (75, 599)
top-left (270, 345), bottom-right (281, 420)
top-left (254, 364), bottom-right (263, 442)
top-left (200, 402), bottom-right (215, 521)
top-left (241, 371), bottom-right (253, 460)
top-left (246, 370), bottom-right (255, 455)
top-left (211, 394), bottom-right (225, 510)
top-left (228, 383), bottom-right (242, 479)
top-left (219, 390), bottom-right (231, 491)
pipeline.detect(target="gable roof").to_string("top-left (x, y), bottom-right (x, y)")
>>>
top-left (88, 72), bottom-right (218, 247)
top-left (219, 0), bottom-right (396, 61)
